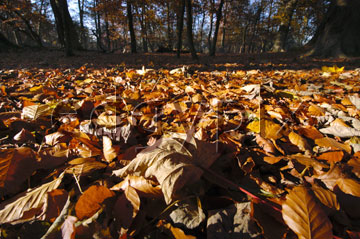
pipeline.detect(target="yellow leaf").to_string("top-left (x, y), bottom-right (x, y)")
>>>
top-left (321, 65), bottom-right (344, 73)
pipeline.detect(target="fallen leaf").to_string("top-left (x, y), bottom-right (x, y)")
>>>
top-left (207, 202), bottom-right (262, 239)
top-left (157, 220), bottom-right (196, 239)
top-left (312, 185), bottom-right (340, 210)
top-left (336, 178), bottom-right (360, 197)
top-left (320, 125), bottom-right (360, 138)
top-left (315, 137), bottom-right (352, 153)
top-left (22, 104), bottom-right (52, 120)
top-left (111, 175), bottom-right (162, 198)
top-left (0, 173), bottom-right (64, 224)
top-left (0, 147), bottom-right (39, 195)
top-left (75, 185), bottom-right (115, 220)
top-left (288, 131), bottom-right (311, 152)
top-left (61, 215), bottom-right (77, 239)
top-left (113, 133), bottom-right (220, 204)
top-left (282, 186), bottom-right (333, 239)
top-left (170, 197), bottom-right (205, 229)
top-left (102, 136), bottom-right (120, 163)
top-left (316, 151), bottom-right (344, 163)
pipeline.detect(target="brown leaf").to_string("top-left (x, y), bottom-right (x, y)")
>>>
top-left (207, 202), bottom-right (262, 239)
top-left (111, 175), bottom-right (162, 198)
top-left (282, 186), bottom-right (333, 239)
top-left (75, 185), bottom-right (115, 220)
top-left (45, 131), bottom-right (72, 146)
top-left (0, 173), bottom-right (64, 224)
top-left (103, 136), bottom-right (120, 163)
top-left (336, 178), bottom-right (360, 197)
top-left (316, 165), bottom-right (344, 190)
top-left (347, 157), bottom-right (360, 178)
top-left (0, 147), bottom-right (39, 195)
top-left (13, 128), bottom-right (35, 144)
top-left (312, 185), bottom-right (340, 210)
top-left (288, 131), bottom-right (311, 152)
top-left (44, 189), bottom-right (69, 222)
top-left (316, 150), bottom-right (344, 163)
top-left (315, 137), bottom-right (352, 153)
top-left (157, 220), bottom-right (196, 239)
top-left (113, 186), bottom-right (140, 230)
top-left (66, 158), bottom-right (107, 176)
top-left (297, 126), bottom-right (324, 140)
top-left (255, 134), bottom-right (276, 153)
top-left (113, 133), bottom-right (220, 204)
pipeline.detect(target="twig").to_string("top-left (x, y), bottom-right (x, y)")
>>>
top-left (40, 194), bottom-right (71, 239)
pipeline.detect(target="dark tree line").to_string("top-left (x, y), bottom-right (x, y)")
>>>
top-left (0, 0), bottom-right (359, 58)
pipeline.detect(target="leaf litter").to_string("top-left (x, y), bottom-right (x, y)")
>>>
top-left (0, 65), bottom-right (360, 238)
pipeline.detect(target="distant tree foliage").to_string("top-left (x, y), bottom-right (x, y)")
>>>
top-left (0, 0), bottom-right (358, 57)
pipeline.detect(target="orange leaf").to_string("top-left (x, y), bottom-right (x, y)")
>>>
top-left (317, 151), bottom-right (344, 163)
top-left (75, 185), bottom-right (115, 220)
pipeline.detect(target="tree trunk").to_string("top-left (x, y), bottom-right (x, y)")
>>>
top-left (127, 0), bottom-right (137, 53)
top-left (210, 0), bottom-right (224, 56)
top-left (272, 0), bottom-right (298, 52)
top-left (50, 0), bottom-right (65, 46)
top-left (78, 0), bottom-right (86, 49)
top-left (185, 0), bottom-right (198, 59)
top-left (176, 0), bottom-right (185, 58)
top-left (0, 31), bottom-right (18, 51)
top-left (207, 0), bottom-right (214, 52)
top-left (308, 0), bottom-right (360, 57)
top-left (50, 0), bottom-right (81, 55)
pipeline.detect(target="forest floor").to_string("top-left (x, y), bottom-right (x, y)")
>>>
top-left (1, 49), bottom-right (360, 71)
top-left (1, 49), bottom-right (360, 239)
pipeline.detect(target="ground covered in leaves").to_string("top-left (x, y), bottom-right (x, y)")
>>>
top-left (1, 56), bottom-right (360, 239)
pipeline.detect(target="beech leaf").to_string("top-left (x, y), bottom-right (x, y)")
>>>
top-left (0, 173), bottom-right (64, 224)
top-left (113, 133), bottom-right (220, 204)
top-left (282, 186), bottom-right (333, 239)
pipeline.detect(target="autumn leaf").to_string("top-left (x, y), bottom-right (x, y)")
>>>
top-left (0, 173), bottom-right (64, 224)
top-left (75, 185), bottom-right (115, 220)
top-left (288, 131), bottom-right (311, 152)
top-left (315, 137), bottom-right (352, 153)
top-left (111, 175), bottom-right (162, 198)
top-left (0, 147), bottom-right (39, 195)
top-left (312, 185), bottom-right (340, 210)
top-left (102, 136), bottom-right (120, 163)
top-left (282, 186), bottom-right (333, 239)
top-left (113, 133), bottom-right (220, 204)
top-left (336, 178), bottom-right (360, 197)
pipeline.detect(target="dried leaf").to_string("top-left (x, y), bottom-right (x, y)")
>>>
top-left (0, 147), bottom-right (39, 195)
top-left (288, 131), bottom-right (311, 152)
top-left (0, 173), bottom-right (64, 224)
top-left (315, 137), bottom-right (351, 153)
top-left (316, 151), bottom-right (344, 163)
top-left (61, 215), bottom-right (77, 239)
top-left (336, 178), bottom-right (360, 197)
top-left (207, 202), bottom-right (262, 239)
top-left (312, 185), bottom-right (340, 210)
top-left (282, 186), bottom-right (333, 239)
top-left (22, 104), bottom-right (52, 120)
top-left (170, 197), bottom-right (205, 229)
top-left (75, 185), bottom-right (115, 220)
top-left (113, 133), bottom-right (219, 204)
top-left (157, 220), bottom-right (196, 239)
top-left (102, 136), bottom-right (119, 163)
top-left (111, 175), bottom-right (162, 198)
top-left (320, 125), bottom-right (360, 138)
